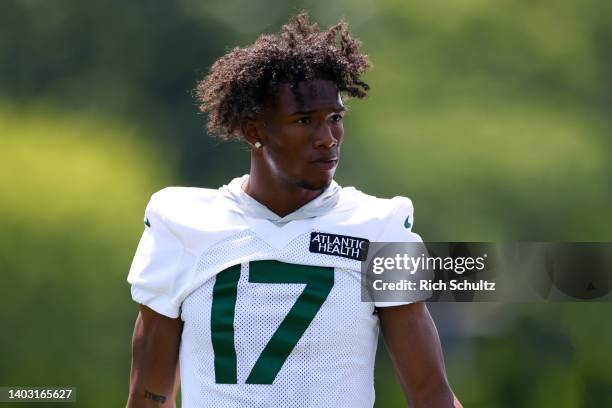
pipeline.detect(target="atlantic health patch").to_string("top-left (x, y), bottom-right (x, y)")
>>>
top-left (309, 232), bottom-right (370, 261)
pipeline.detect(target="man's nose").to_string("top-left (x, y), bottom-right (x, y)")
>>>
top-left (313, 123), bottom-right (338, 149)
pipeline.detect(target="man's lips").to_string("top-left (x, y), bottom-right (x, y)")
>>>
top-left (310, 157), bottom-right (338, 170)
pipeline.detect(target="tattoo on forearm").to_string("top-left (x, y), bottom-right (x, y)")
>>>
top-left (144, 389), bottom-right (167, 403)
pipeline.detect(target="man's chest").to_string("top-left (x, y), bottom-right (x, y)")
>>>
top-left (180, 257), bottom-right (379, 385)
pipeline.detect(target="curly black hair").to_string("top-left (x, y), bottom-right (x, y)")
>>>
top-left (195, 11), bottom-right (371, 140)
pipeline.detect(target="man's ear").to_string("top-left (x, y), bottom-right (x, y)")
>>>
top-left (241, 119), bottom-right (263, 148)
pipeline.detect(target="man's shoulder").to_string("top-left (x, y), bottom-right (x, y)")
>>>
top-left (145, 185), bottom-right (242, 232)
top-left (337, 185), bottom-right (414, 217)
top-left (149, 186), bottom-right (220, 211)
top-left (329, 185), bottom-right (417, 242)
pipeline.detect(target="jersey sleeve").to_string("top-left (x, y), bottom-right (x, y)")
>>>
top-left (378, 196), bottom-right (423, 244)
top-left (127, 192), bottom-right (196, 318)
top-left (374, 196), bottom-right (430, 307)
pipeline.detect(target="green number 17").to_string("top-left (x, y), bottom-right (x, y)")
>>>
top-left (210, 260), bottom-right (334, 384)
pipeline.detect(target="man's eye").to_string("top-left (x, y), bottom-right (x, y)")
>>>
top-left (330, 113), bottom-right (344, 123)
top-left (295, 117), bottom-right (311, 125)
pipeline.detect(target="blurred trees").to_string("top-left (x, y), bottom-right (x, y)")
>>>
top-left (2, 0), bottom-right (610, 239)
top-left (0, 105), bottom-right (173, 407)
top-left (337, 1), bottom-right (612, 241)
top-left (0, 0), bottom-right (246, 186)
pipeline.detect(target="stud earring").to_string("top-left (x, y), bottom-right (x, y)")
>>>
top-left (254, 141), bottom-right (262, 149)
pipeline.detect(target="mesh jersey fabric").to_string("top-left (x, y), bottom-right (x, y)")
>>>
top-left (128, 175), bottom-right (424, 408)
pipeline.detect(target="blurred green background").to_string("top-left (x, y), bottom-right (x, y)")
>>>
top-left (1, 1), bottom-right (611, 407)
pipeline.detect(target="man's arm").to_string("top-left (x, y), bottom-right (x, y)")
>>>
top-left (126, 305), bottom-right (183, 408)
top-left (378, 302), bottom-right (462, 408)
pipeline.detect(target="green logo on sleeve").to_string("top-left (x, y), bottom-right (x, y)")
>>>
top-left (144, 217), bottom-right (151, 228)
top-left (403, 215), bottom-right (412, 229)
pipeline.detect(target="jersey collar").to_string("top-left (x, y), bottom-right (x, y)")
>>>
top-left (221, 174), bottom-right (341, 225)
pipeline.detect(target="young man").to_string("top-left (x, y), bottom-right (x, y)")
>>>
top-left (127, 12), bottom-right (461, 408)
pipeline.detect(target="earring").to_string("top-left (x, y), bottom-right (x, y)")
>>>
top-left (254, 141), bottom-right (262, 149)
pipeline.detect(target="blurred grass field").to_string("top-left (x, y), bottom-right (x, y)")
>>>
top-left (1, 1), bottom-right (611, 406)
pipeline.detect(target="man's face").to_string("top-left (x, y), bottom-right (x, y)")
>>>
top-left (259, 79), bottom-right (345, 191)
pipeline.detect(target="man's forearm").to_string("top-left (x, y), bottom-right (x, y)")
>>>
top-left (126, 307), bottom-right (182, 408)
top-left (127, 388), bottom-right (175, 408)
top-left (379, 303), bottom-right (462, 408)
top-left (407, 381), bottom-right (456, 408)
top-left (126, 352), bottom-right (180, 408)
top-left (126, 363), bottom-right (179, 408)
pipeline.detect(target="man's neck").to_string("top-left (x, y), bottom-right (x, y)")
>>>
top-left (243, 170), bottom-right (324, 218)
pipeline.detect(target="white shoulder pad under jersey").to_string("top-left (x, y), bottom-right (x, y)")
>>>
top-left (127, 187), bottom-right (248, 317)
top-left (128, 185), bottom-right (423, 317)
top-left (332, 186), bottom-right (422, 243)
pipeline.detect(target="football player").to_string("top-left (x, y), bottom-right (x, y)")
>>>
top-left (126, 12), bottom-right (461, 408)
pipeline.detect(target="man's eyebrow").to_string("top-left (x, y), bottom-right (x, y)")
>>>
top-left (288, 106), bottom-right (346, 115)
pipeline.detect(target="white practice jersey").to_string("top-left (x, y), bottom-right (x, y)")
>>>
top-left (128, 175), bottom-right (423, 408)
